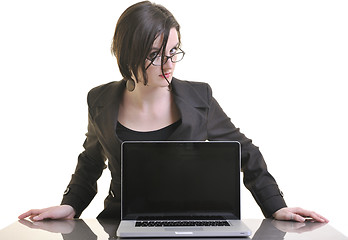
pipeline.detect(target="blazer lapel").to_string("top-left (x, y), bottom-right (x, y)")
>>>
top-left (169, 78), bottom-right (209, 140)
top-left (93, 81), bottom-right (125, 156)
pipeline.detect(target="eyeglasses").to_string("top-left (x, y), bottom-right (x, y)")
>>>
top-left (147, 48), bottom-right (185, 66)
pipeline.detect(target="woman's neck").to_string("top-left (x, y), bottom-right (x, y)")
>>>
top-left (119, 83), bottom-right (180, 131)
top-left (125, 83), bottom-right (172, 110)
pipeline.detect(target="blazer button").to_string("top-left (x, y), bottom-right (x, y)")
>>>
top-left (279, 190), bottom-right (284, 197)
top-left (63, 187), bottom-right (70, 195)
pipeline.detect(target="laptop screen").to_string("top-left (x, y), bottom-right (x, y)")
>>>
top-left (121, 141), bottom-right (241, 220)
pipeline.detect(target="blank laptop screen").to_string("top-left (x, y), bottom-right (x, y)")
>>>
top-left (121, 141), bottom-right (241, 220)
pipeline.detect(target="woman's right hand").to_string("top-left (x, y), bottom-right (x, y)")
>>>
top-left (18, 205), bottom-right (76, 221)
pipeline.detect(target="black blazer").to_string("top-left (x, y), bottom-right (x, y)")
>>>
top-left (61, 78), bottom-right (287, 218)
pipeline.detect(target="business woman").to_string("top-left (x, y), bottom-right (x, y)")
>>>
top-left (19, 1), bottom-right (328, 223)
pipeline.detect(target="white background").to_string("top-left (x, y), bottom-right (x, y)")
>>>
top-left (0, 0), bottom-right (347, 237)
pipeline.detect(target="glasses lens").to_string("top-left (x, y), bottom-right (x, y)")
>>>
top-left (152, 57), bottom-right (161, 66)
top-left (172, 52), bottom-right (184, 63)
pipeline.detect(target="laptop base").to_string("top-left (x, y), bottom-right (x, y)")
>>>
top-left (117, 220), bottom-right (251, 238)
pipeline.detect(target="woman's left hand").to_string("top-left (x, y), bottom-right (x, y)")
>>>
top-left (272, 207), bottom-right (329, 223)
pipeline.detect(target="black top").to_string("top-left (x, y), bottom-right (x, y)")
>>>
top-left (116, 119), bottom-right (182, 141)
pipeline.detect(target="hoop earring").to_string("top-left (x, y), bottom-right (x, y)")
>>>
top-left (126, 79), bottom-right (136, 92)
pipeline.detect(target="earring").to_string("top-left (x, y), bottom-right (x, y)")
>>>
top-left (126, 79), bottom-right (136, 92)
top-left (167, 83), bottom-right (173, 91)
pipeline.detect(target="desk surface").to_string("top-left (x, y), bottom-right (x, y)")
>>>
top-left (0, 218), bottom-right (346, 240)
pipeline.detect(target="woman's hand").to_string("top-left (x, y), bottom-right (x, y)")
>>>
top-left (273, 207), bottom-right (329, 223)
top-left (18, 205), bottom-right (76, 221)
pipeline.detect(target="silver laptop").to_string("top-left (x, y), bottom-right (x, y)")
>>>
top-left (116, 141), bottom-right (251, 238)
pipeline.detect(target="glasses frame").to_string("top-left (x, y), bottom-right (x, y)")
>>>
top-left (146, 48), bottom-right (185, 67)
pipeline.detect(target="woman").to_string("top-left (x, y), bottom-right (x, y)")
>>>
top-left (19, 1), bottom-right (328, 223)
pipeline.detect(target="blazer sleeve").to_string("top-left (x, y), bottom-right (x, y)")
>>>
top-left (61, 94), bottom-right (107, 218)
top-left (205, 84), bottom-right (287, 218)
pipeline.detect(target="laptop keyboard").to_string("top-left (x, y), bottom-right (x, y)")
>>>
top-left (135, 220), bottom-right (230, 227)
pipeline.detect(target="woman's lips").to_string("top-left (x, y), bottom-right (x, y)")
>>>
top-left (160, 73), bottom-right (171, 78)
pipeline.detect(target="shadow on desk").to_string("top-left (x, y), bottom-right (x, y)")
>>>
top-left (1, 218), bottom-right (346, 240)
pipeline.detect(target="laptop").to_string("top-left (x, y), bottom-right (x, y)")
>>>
top-left (116, 141), bottom-right (252, 238)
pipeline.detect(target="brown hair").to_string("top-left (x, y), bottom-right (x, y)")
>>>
top-left (111, 1), bottom-right (181, 85)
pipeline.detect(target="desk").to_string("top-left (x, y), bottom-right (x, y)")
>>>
top-left (0, 218), bottom-right (346, 240)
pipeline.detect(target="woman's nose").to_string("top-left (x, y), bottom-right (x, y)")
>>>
top-left (163, 56), bottom-right (174, 68)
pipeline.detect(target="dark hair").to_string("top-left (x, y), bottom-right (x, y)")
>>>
top-left (111, 1), bottom-right (181, 85)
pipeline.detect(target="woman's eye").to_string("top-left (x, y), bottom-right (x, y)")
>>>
top-left (170, 48), bottom-right (178, 55)
top-left (170, 47), bottom-right (178, 55)
top-left (148, 52), bottom-right (159, 60)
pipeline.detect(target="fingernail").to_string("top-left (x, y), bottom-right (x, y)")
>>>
top-left (33, 216), bottom-right (39, 221)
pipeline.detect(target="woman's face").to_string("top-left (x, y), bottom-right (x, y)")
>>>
top-left (144, 28), bottom-right (179, 88)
